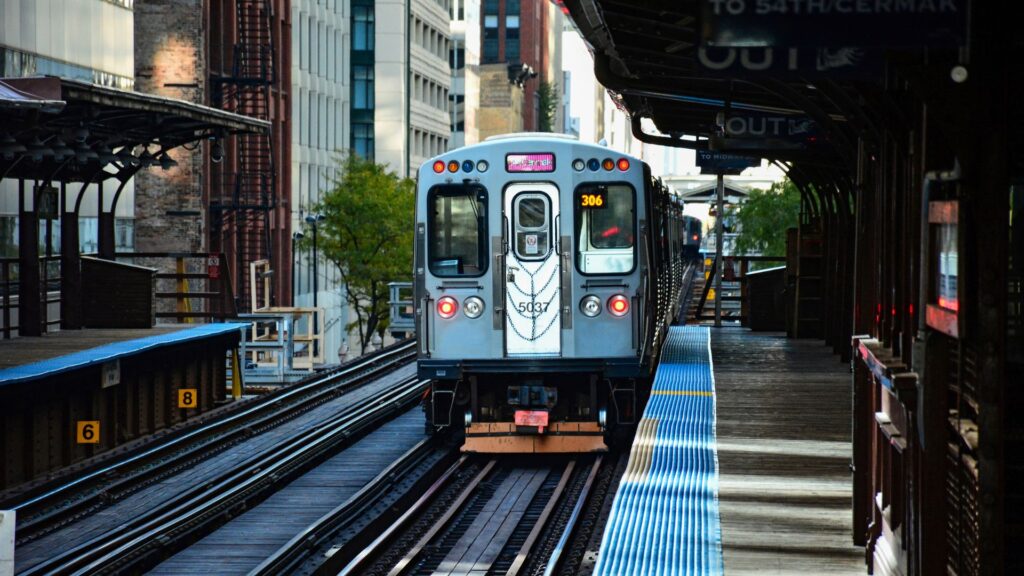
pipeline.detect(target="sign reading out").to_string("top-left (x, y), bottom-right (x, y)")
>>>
top-left (579, 190), bottom-right (607, 209)
top-left (697, 46), bottom-right (881, 77)
top-left (506, 153), bottom-right (555, 173)
top-left (701, 0), bottom-right (966, 48)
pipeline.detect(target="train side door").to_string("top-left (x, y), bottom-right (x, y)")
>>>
top-left (503, 183), bottom-right (561, 356)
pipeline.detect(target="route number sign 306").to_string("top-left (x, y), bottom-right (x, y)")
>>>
top-left (579, 192), bottom-right (606, 209)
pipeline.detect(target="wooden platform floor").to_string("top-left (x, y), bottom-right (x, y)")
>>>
top-left (712, 328), bottom-right (865, 575)
top-left (0, 325), bottom-right (188, 368)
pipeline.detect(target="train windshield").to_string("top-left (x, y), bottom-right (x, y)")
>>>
top-left (576, 184), bottom-right (635, 274)
top-left (428, 184), bottom-right (488, 277)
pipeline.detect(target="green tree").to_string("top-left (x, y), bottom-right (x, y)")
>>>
top-left (537, 81), bottom-right (559, 132)
top-left (728, 178), bottom-right (801, 264)
top-left (302, 152), bottom-right (415, 354)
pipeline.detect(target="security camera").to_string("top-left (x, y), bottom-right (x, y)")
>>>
top-left (210, 140), bottom-right (224, 163)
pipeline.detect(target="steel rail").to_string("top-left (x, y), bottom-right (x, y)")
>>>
top-left (333, 457), bottom-right (491, 576)
top-left (504, 459), bottom-right (577, 576)
top-left (382, 458), bottom-right (498, 576)
top-left (249, 438), bottom-right (454, 576)
top-left (21, 376), bottom-right (430, 576)
top-left (543, 455), bottom-right (604, 576)
top-left (5, 341), bottom-right (415, 536)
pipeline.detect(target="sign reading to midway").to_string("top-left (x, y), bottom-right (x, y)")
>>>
top-left (701, 0), bottom-right (966, 48)
top-left (696, 150), bottom-right (760, 174)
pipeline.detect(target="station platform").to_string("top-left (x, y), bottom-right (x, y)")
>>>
top-left (595, 326), bottom-right (864, 575)
top-left (0, 324), bottom-right (245, 491)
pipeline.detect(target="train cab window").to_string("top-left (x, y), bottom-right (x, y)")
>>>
top-left (576, 184), bottom-right (635, 274)
top-left (513, 193), bottom-right (550, 260)
top-left (428, 184), bottom-right (488, 277)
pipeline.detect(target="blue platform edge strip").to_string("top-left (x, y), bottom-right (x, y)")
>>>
top-left (0, 323), bottom-right (247, 386)
top-left (594, 326), bottom-right (724, 576)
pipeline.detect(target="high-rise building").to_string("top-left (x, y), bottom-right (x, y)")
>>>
top-left (479, 0), bottom-right (562, 133)
top-left (292, 0), bottom-right (349, 363)
top-left (449, 0), bottom-right (480, 148)
top-left (365, 0), bottom-right (451, 177)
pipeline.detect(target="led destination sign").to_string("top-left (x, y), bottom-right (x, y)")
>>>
top-left (579, 190), bottom-right (607, 209)
top-left (506, 153), bottom-right (555, 173)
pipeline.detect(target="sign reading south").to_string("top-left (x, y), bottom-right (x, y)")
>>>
top-left (506, 153), bottom-right (555, 173)
top-left (701, 0), bottom-right (966, 48)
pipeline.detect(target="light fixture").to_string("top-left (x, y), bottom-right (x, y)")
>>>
top-left (608, 294), bottom-right (629, 317)
top-left (572, 159), bottom-right (586, 171)
top-left (475, 160), bottom-right (489, 172)
top-left (210, 139), bottom-right (224, 163)
top-left (580, 294), bottom-right (602, 317)
top-left (159, 153), bottom-right (179, 170)
top-left (437, 296), bottom-right (458, 319)
top-left (463, 296), bottom-right (485, 318)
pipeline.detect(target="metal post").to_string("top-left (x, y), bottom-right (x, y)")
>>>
top-left (312, 223), bottom-right (318, 309)
top-left (715, 172), bottom-right (724, 327)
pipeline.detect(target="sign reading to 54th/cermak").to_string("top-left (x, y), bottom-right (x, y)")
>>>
top-left (701, 0), bottom-right (966, 48)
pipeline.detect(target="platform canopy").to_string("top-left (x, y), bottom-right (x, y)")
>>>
top-left (0, 76), bottom-right (269, 182)
top-left (562, 0), bottom-right (968, 178)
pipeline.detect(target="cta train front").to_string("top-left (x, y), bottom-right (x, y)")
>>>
top-left (414, 134), bottom-right (651, 453)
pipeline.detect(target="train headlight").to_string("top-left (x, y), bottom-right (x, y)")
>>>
top-left (437, 296), bottom-right (458, 319)
top-left (463, 296), bottom-right (485, 318)
top-left (608, 294), bottom-right (630, 317)
top-left (580, 295), bottom-right (602, 317)
top-left (572, 159), bottom-right (586, 171)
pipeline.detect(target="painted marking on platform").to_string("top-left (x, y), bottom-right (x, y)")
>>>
top-left (595, 326), bottom-right (724, 576)
top-left (76, 421), bottom-right (100, 444)
top-left (178, 389), bottom-right (198, 408)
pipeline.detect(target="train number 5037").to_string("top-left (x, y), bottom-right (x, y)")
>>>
top-left (518, 301), bottom-right (550, 313)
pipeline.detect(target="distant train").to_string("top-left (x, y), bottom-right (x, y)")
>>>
top-left (414, 133), bottom-right (690, 453)
top-left (682, 215), bottom-right (703, 260)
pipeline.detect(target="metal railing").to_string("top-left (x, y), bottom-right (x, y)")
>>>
top-left (693, 255), bottom-right (786, 324)
top-left (115, 252), bottom-right (237, 323)
top-left (1, 256), bottom-right (62, 339)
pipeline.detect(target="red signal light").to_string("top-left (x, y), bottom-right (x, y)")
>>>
top-left (617, 158), bottom-right (630, 171)
top-left (433, 160), bottom-right (445, 173)
top-left (437, 296), bottom-right (458, 319)
top-left (608, 294), bottom-right (629, 317)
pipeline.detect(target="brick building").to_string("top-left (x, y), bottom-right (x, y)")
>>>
top-left (480, 0), bottom-right (562, 132)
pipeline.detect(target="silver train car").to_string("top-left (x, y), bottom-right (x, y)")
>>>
top-left (414, 133), bottom-right (688, 453)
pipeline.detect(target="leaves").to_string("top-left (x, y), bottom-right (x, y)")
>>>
top-left (301, 152), bottom-right (415, 353)
top-left (537, 81), bottom-right (559, 132)
top-left (728, 178), bottom-right (801, 261)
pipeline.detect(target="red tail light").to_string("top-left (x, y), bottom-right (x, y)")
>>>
top-left (432, 160), bottom-right (445, 173)
top-left (608, 294), bottom-right (629, 317)
top-left (437, 296), bottom-right (458, 319)
top-left (617, 158), bottom-right (630, 171)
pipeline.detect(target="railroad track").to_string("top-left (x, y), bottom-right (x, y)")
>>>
top-left (20, 375), bottom-right (431, 576)
top-left (322, 455), bottom-right (605, 576)
top-left (2, 340), bottom-right (416, 544)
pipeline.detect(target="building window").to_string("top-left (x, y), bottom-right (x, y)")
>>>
top-left (353, 4), bottom-right (375, 52)
top-left (353, 123), bottom-right (374, 159)
top-left (506, 15), bottom-right (520, 61)
top-left (484, 15), bottom-right (499, 62)
top-left (353, 65), bottom-right (374, 109)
